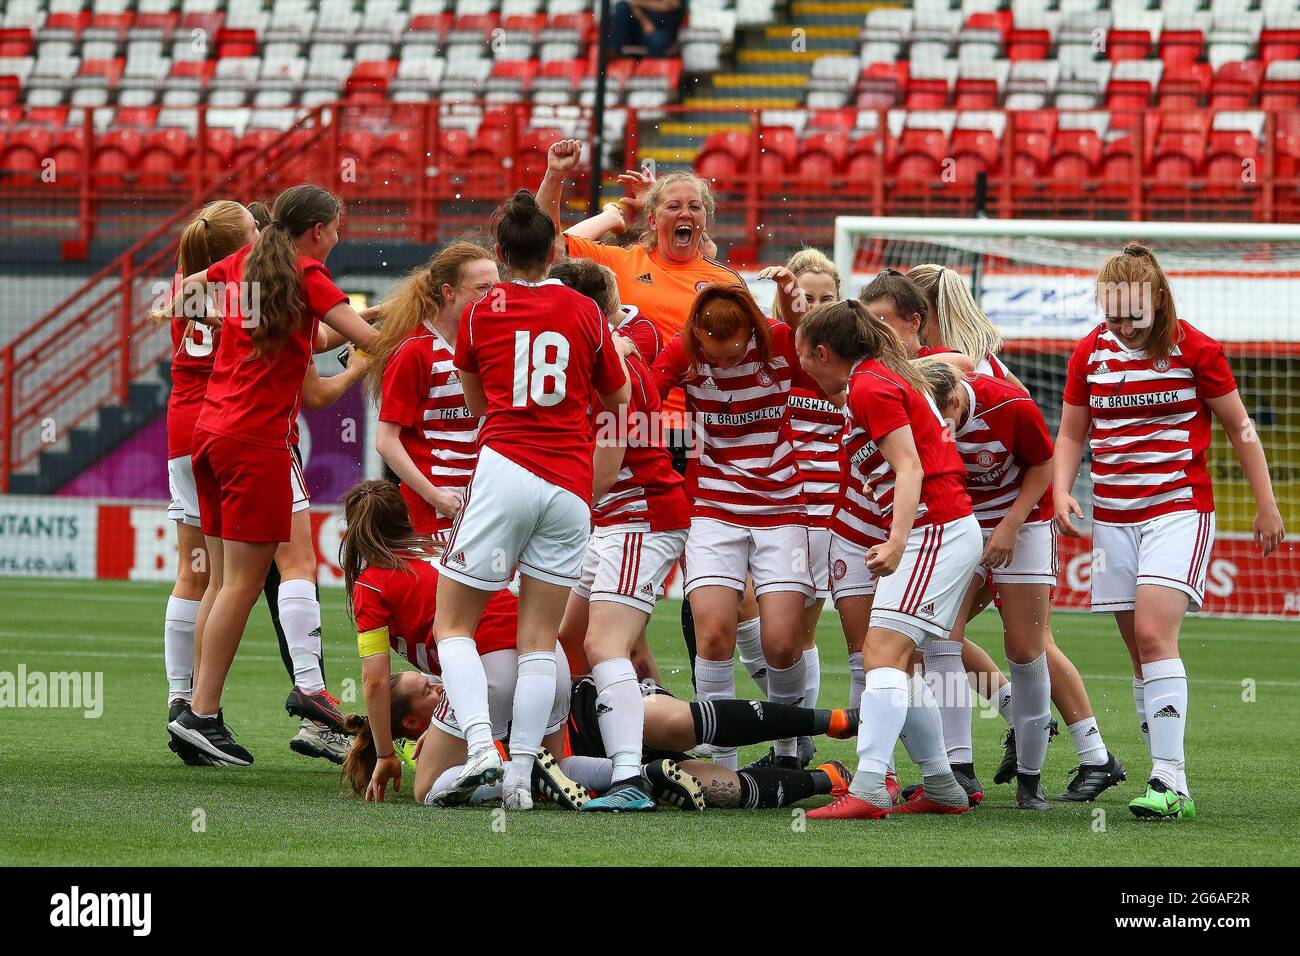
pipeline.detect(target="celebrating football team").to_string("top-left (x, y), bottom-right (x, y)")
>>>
top-left (154, 139), bottom-right (1286, 823)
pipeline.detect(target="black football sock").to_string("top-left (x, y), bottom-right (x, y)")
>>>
top-left (737, 767), bottom-right (824, 808)
top-left (681, 600), bottom-right (698, 691)
top-left (690, 699), bottom-right (832, 746)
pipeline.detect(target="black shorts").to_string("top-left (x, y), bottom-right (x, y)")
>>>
top-left (566, 676), bottom-right (690, 764)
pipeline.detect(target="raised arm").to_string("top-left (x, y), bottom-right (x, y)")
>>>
top-left (537, 138), bottom-right (583, 235)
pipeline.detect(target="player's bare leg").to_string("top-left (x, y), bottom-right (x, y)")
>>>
top-left (169, 539), bottom-right (276, 766)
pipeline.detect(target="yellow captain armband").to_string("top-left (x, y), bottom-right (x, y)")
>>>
top-left (357, 627), bottom-right (389, 658)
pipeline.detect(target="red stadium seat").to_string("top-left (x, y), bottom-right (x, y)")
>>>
top-left (502, 15), bottom-right (547, 38)
top-left (140, 128), bottom-right (191, 178)
top-left (1210, 61), bottom-right (1263, 110)
top-left (1206, 130), bottom-right (1260, 186)
top-left (439, 128), bottom-right (471, 159)
top-left (965, 11), bottom-right (1011, 43)
top-left (795, 130), bottom-right (848, 179)
top-left (696, 130), bottom-right (750, 181)
top-left (951, 127), bottom-right (1002, 177)
top-left (0, 28), bottom-right (33, 57)
top-left (134, 12), bottom-right (180, 40)
top-left (1051, 127), bottom-right (1103, 178)
top-left (216, 28), bottom-right (260, 59)
top-left (757, 127), bottom-right (797, 177)
top-left (0, 79), bottom-right (19, 109)
top-left (857, 62), bottom-right (908, 108)
top-left (452, 14), bottom-right (501, 40)
top-left (85, 13), bottom-right (134, 41)
top-left (0, 127), bottom-right (52, 172)
top-left (408, 13), bottom-right (454, 39)
top-left (1159, 29), bottom-right (1205, 68)
top-left (1010, 111), bottom-right (1057, 177)
top-left (50, 126), bottom-right (89, 174)
top-left (905, 76), bottom-right (950, 109)
top-left (114, 108), bottom-right (158, 130)
top-left (1157, 63), bottom-right (1211, 109)
top-left (550, 13), bottom-right (597, 44)
top-left (80, 59), bottom-right (125, 88)
top-left (845, 132), bottom-right (887, 181)
top-left (1007, 28), bottom-right (1051, 61)
top-left (893, 128), bottom-right (948, 183)
top-left (1261, 68), bottom-right (1300, 111)
top-left (94, 128), bottom-right (144, 181)
top-left (954, 76), bottom-right (999, 110)
top-left (1152, 133), bottom-right (1206, 184)
top-left (1259, 29), bottom-right (1300, 64)
top-left (1107, 30), bottom-right (1154, 63)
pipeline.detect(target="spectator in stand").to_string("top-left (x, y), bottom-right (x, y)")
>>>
top-left (611, 0), bottom-right (685, 58)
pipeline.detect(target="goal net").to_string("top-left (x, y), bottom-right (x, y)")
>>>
top-left (833, 217), bottom-right (1300, 620)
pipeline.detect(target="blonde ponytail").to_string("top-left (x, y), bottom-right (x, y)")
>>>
top-left (908, 264), bottom-right (1002, 366)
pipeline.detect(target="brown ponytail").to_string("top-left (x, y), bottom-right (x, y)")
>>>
top-left (340, 677), bottom-right (420, 797)
top-left (242, 184), bottom-right (341, 358)
top-left (492, 188), bottom-right (555, 272)
top-left (1096, 242), bottom-right (1180, 362)
top-left (364, 240), bottom-right (496, 400)
top-left (682, 282), bottom-right (772, 369)
top-left (339, 479), bottom-right (436, 621)
top-left (799, 299), bottom-right (932, 396)
top-left (151, 200), bottom-right (253, 325)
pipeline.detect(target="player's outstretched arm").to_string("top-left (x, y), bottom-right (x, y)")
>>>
top-left (317, 300), bottom-right (382, 352)
top-left (1052, 402), bottom-right (1090, 537)
top-left (1207, 389), bottom-right (1286, 556)
top-left (301, 348), bottom-right (367, 410)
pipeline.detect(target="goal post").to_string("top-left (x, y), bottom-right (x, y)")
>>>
top-left (832, 216), bottom-right (1300, 619)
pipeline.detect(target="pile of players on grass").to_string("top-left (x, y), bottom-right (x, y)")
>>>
top-left (150, 139), bottom-right (1286, 821)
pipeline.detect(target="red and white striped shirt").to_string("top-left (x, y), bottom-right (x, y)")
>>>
top-left (788, 387), bottom-right (846, 527)
top-left (592, 350), bottom-right (691, 532)
top-left (379, 324), bottom-right (480, 533)
top-left (833, 358), bottom-right (971, 545)
top-left (954, 373), bottom-right (1053, 531)
top-left (1064, 321), bottom-right (1236, 525)
top-left (651, 321), bottom-right (812, 527)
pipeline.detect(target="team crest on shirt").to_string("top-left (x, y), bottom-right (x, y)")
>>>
top-left (756, 369), bottom-right (773, 387)
top-left (976, 450), bottom-right (995, 468)
top-left (1152, 358), bottom-right (1170, 372)
top-left (832, 559), bottom-right (847, 580)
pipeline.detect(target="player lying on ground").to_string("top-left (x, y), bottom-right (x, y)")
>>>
top-left (560, 673), bottom-right (860, 810)
top-left (1055, 242), bottom-right (1286, 821)
top-left (337, 480), bottom-right (579, 807)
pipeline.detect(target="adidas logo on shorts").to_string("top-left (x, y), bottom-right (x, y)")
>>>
top-left (449, 551), bottom-right (467, 567)
top-left (1153, 704), bottom-right (1180, 719)
top-left (595, 702), bottom-right (613, 717)
top-left (640, 582), bottom-right (655, 597)
top-left (918, 602), bottom-right (936, 617)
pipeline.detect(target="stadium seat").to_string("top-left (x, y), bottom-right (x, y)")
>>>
top-left (1211, 60), bottom-right (1264, 109)
top-left (795, 130), bottom-right (848, 180)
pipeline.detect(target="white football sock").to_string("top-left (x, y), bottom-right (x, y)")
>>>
top-left (164, 595), bottom-right (198, 703)
top-left (592, 657), bottom-right (643, 783)
top-left (735, 617), bottom-right (768, 695)
top-left (277, 578), bottom-right (325, 694)
top-left (1009, 652), bottom-right (1052, 776)
top-left (995, 681), bottom-right (1014, 725)
top-left (847, 667), bottom-right (909, 807)
top-left (1132, 676), bottom-right (1151, 759)
top-left (848, 651), bottom-right (865, 709)
top-left (802, 645), bottom-right (821, 709)
top-left (899, 674), bottom-right (950, 776)
top-left (429, 765), bottom-right (503, 806)
top-left (766, 656), bottom-right (807, 759)
top-left (436, 636), bottom-right (494, 755)
top-left (1067, 716), bottom-right (1108, 766)
top-left (505, 650), bottom-right (556, 793)
top-left (560, 755), bottom-right (615, 793)
top-left (923, 640), bottom-right (973, 765)
top-left (1142, 658), bottom-right (1187, 793)
top-left (693, 656), bottom-right (738, 769)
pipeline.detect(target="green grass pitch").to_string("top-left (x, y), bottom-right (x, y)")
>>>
top-left (1, 578), bottom-right (1297, 866)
